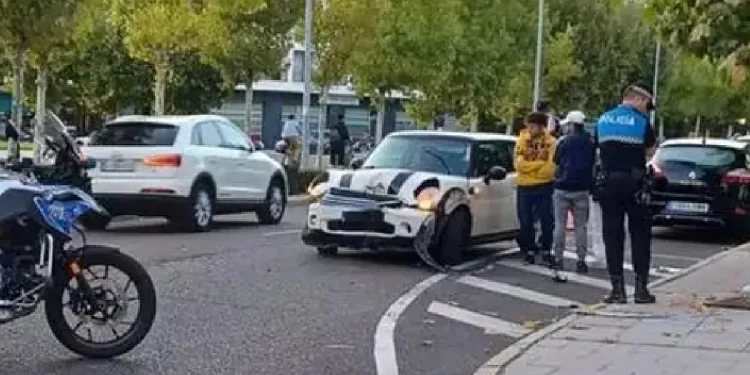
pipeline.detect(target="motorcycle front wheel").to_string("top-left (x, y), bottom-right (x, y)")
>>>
top-left (44, 247), bottom-right (157, 358)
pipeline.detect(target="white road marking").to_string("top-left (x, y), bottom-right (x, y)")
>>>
top-left (498, 259), bottom-right (635, 294)
top-left (560, 251), bottom-right (673, 278)
top-left (374, 274), bottom-right (447, 375)
top-left (427, 301), bottom-right (531, 337)
top-left (457, 276), bottom-right (583, 308)
top-left (262, 229), bottom-right (302, 237)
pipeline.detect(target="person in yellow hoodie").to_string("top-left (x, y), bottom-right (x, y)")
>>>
top-left (515, 112), bottom-right (557, 265)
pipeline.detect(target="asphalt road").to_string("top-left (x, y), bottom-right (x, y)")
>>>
top-left (0, 205), bottom-right (736, 375)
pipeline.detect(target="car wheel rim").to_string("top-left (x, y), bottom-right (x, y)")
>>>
top-left (269, 186), bottom-right (284, 219)
top-left (194, 190), bottom-right (212, 227)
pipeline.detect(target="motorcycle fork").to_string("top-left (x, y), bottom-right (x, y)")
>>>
top-left (64, 256), bottom-right (100, 309)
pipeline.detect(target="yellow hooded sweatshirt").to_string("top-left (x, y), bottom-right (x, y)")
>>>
top-left (514, 129), bottom-right (557, 186)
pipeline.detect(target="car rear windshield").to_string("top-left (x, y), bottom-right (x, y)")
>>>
top-left (655, 146), bottom-right (738, 168)
top-left (90, 122), bottom-right (178, 146)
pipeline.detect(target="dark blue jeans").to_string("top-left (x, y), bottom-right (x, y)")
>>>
top-left (516, 183), bottom-right (554, 254)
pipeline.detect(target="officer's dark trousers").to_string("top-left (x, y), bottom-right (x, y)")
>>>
top-left (516, 183), bottom-right (554, 254)
top-left (599, 172), bottom-right (652, 279)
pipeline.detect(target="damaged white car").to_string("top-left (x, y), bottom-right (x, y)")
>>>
top-left (301, 131), bottom-right (520, 268)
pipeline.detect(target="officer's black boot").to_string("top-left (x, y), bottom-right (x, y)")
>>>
top-left (603, 276), bottom-right (627, 304)
top-left (634, 275), bottom-right (656, 304)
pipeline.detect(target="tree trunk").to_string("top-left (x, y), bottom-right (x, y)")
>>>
top-left (469, 105), bottom-right (478, 132)
top-left (153, 61), bottom-right (169, 115)
top-left (9, 49), bottom-right (26, 162)
top-left (243, 74), bottom-right (254, 131)
top-left (658, 117), bottom-right (664, 140)
top-left (693, 115), bottom-right (701, 137)
top-left (375, 95), bottom-right (385, 144)
top-left (34, 62), bottom-right (49, 164)
top-left (317, 87), bottom-right (328, 169)
top-left (505, 120), bottom-right (512, 135)
top-left (727, 124), bottom-right (735, 138)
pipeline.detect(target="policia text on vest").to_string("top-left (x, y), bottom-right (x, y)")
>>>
top-left (594, 85), bottom-right (657, 305)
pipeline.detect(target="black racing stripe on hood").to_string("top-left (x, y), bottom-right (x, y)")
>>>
top-left (339, 173), bottom-right (353, 188)
top-left (387, 171), bottom-right (414, 195)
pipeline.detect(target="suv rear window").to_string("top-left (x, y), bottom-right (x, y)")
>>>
top-left (655, 146), bottom-right (739, 168)
top-left (90, 122), bottom-right (178, 146)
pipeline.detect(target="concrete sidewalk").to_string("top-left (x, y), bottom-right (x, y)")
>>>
top-left (483, 244), bottom-right (750, 375)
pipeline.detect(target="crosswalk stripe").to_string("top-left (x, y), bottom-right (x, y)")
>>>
top-left (457, 276), bottom-right (583, 309)
top-left (560, 251), bottom-right (673, 278)
top-left (427, 301), bottom-right (531, 338)
top-left (497, 259), bottom-right (635, 295)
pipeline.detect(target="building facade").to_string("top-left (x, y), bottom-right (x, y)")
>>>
top-left (210, 46), bottom-right (420, 147)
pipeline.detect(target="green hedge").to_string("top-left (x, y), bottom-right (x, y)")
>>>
top-left (0, 141), bottom-right (34, 151)
top-left (287, 168), bottom-right (326, 195)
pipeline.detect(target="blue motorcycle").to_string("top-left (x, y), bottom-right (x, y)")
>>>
top-left (0, 134), bottom-right (156, 359)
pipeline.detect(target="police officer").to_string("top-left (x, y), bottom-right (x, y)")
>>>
top-left (595, 85), bottom-right (657, 304)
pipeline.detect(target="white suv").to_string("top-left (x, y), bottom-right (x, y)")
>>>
top-left (82, 115), bottom-right (288, 232)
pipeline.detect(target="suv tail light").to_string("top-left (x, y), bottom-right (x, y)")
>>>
top-left (722, 169), bottom-right (750, 185)
top-left (143, 153), bottom-right (182, 167)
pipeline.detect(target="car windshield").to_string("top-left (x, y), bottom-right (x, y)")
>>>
top-left (656, 146), bottom-right (738, 168)
top-left (362, 135), bottom-right (471, 176)
top-left (90, 122), bottom-right (178, 146)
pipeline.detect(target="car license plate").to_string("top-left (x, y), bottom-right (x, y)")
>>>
top-left (342, 210), bottom-right (383, 223)
top-left (666, 201), bottom-right (709, 213)
top-left (101, 159), bottom-right (135, 172)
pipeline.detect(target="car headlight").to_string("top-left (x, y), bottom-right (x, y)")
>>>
top-left (416, 187), bottom-right (439, 211)
top-left (307, 182), bottom-right (328, 202)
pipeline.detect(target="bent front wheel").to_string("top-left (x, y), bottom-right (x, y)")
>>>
top-left (44, 248), bottom-right (157, 358)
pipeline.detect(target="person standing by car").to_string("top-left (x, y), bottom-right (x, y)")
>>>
top-left (552, 110), bottom-right (595, 274)
top-left (515, 112), bottom-right (557, 265)
top-left (330, 114), bottom-right (350, 167)
top-left (281, 114), bottom-right (302, 165)
top-left (595, 84), bottom-right (657, 304)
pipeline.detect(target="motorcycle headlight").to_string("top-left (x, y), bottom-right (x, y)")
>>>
top-left (416, 187), bottom-right (440, 211)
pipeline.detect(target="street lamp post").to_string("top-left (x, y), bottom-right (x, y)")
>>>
top-left (651, 40), bottom-right (662, 138)
top-left (301, 0), bottom-right (314, 169)
top-left (532, 0), bottom-right (544, 109)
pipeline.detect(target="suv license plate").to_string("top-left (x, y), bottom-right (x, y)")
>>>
top-left (667, 201), bottom-right (709, 213)
top-left (102, 159), bottom-right (135, 172)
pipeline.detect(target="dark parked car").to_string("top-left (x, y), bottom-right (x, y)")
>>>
top-left (648, 138), bottom-right (750, 235)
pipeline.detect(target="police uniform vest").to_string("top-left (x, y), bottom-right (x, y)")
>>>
top-left (596, 104), bottom-right (650, 173)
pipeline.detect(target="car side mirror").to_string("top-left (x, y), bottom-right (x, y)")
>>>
top-left (483, 166), bottom-right (507, 184)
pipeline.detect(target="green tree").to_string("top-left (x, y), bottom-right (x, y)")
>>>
top-left (647, 0), bottom-right (750, 64)
top-left (26, 0), bottom-right (81, 160)
top-left (0, 0), bottom-right (39, 135)
top-left (201, 0), bottom-right (303, 129)
top-left (166, 52), bottom-right (227, 115)
top-left (546, 0), bottom-right (656, 115)
top-left (661, 54), bottom-right (735, 136)
top-left (118, 0), bottom-right (205, 115)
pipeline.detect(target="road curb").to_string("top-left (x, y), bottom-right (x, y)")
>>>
top-left (288, 195), bottom-right (309, 207)
top-left (472, 314), bottom-right (579, 375)
top-left (648, 244), bottom-right (739, 290)
top-left (472, 242), bottom-right (748, 375)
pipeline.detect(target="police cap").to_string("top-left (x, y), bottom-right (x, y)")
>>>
top-left (623, 84), bottom-right (654, 111)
